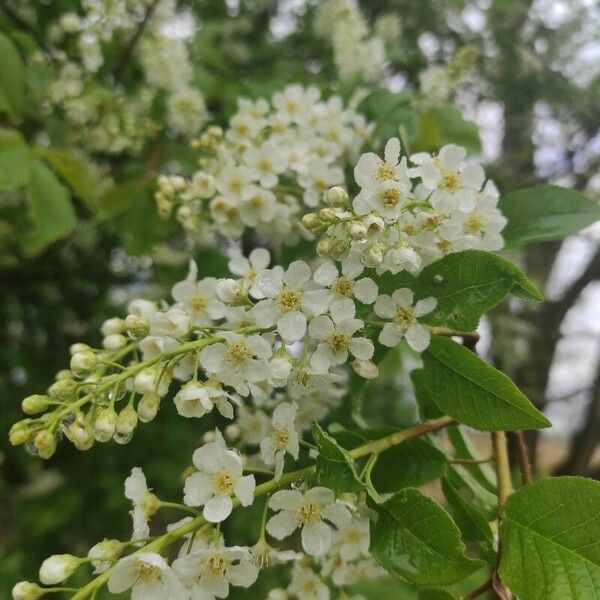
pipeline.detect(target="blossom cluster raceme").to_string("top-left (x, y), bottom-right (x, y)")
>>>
top-left (303, 138), bottom-right (507, 276)
top-left (155, 84), bottom-right (373, 245)
top-left (9, 248), bottom-right (440, 466)
top-left (45, 0), bottom-right (207, 155)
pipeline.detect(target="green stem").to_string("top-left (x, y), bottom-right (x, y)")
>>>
top-left (68, 418), bottom-right (454, 599)
top-left (159, 501), bottom-right (200, 515)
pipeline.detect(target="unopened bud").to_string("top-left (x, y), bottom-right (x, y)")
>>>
top-left (316, 237), bottom-right (334, 257)
top-left (224, 423), bottom-right (241, 441)
top-left (69, 343), bottom-right (91, 355)
top-left (351, 359), bottom-right (379, 379)
top-left (101, 317), bottom-right (125, 336)
top-left (364, 245), bottom-right (384, 267)
top-left (329, 238), bottom-right (350, 261)
top-left (39, 554), bottom-right (80, 585)
top-left (66, 412), bottom-right (93, 450)
top-left (34, 430), bottom-right (57, 459)
top-left (102, 334), bottom-right (127, 351)
top-left (116, 405), bottom-right (138, 436)
top-left (87, 539), bottom-right (124, 573)
top-left (202, 430), bottom-right (216, 443)
top-left (48, 378), bottom-right (77, 400)
top-left (137, 393), bottom-right (160, 423)
top-left (55, 369), bottom-right (74, 381)
top-left (93, 407), bottom-right (117, 442)
top-left (70, 351), bottom-right (97, 375)
top-left (301, 213), bottom-right (320, 231)
top-left (318, 207), bottom-right (336, 222)
top-left (348, 222), bottom-right (368, 240)
top-left (125, 314), bottom-right (150, 339)
top-left (12, 582), bottom-right (44, 600)
top-left (325, 186), bottom-right (348, 207)
top-left (9, 420), bottom-right (32, 446)
top-left (21, 394), bottom-right (50, 415)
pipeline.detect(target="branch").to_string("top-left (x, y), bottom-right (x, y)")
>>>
top-left (512, 431), bottom-right (532, 485)
top-left (112, 0), bottom-right (161, 80)
top-left (68, 417), bottom-right (457, 599)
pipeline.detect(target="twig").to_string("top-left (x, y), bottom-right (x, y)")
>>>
top-left (464, 579), bottom-right (492, 599)
top-left (112, 0), bottom-right (161, 80)
top-left (512, 431), bottom-right (532, 485)
top-left (449, 456), bottom-right (493, 465)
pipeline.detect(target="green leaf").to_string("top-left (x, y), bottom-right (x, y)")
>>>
top-left (371, 438), bottom-right (446, 493)
top-left (411, 368), bottom-right (444, 420)
top-left (24, 161), bottom-right (77, 255)
top-left (312, 423), bottom-right (364, 494)
top-left (0, 128), bottom-right (32, 190)
top-left (442, 476), bottom-right (494, 559)
top-left (422, 337), bottom-right (551, 431)
top-left (499, 477), bottom-right (600, 600)
top-left (38, 148), bottom-right (105, 211)
top-left (412, 106), bottom-right (481, 154)
top-left (370, 487), bottom-right (484, 585)
top-left (378, 250), bottom-right (543, 331)
top-left (0, 32), bottom-right (25, 118)
top-left (418, 590), bottom-right (456, 600)
top-left (96, 180), bottom-right (143, 221)
top-left (500, 185), bottom-right (600, 247)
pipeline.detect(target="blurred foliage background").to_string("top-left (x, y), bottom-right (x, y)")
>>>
top-left (1, 0), bottom-right (599, 597)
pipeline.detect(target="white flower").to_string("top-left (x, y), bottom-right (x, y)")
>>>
top-left (298, 159), bottom-right (344, 207)
top-left (167, 87), bottom-right (208, 137)
top-left (272, 84), bottom-right (320, 124)
top-left (250, 539), bottom-right (301, 568)
top-left (236, 405), bottom-right (270, 445)
top-left (260, 402), bottom-right (299, 479)
top-left (172, 542), bottom-right (258, 598)
top-left (174, 380), bottom-right (240, 419)
top-left (251, 261), bottom-right (329, 342)
top-left (108, 553), bottom-right (187, 600)
top-left (308, 299), bottom-right (373, 372)
top-left (354, 176), bottom-right (411, 219)
top-left (313, 259), bottom-right (378, 314)
top-left (183, 430), bottom-right (255, 522)
top-left (229, 248), bottom-right (271, 285)
top-left (240, 186), bottom-right (278, 226)
top-left (334, 517), bottom-right (370, 561)
top-left (172, 265), bottom-right (225, 326)
top-left (125, 467), bottom-right (159, 543)
top-left (199, 332), bottom-right (272, 396)
top-left (215, 164), bottom-right (254, 203)
top-left (139, 335), bottom-right (178, 360)
top-left (354, 137), bottom-right (403, 192)
top-left (244, 142), bottom-right (286, 188)
top-left (266, 487), bottom-right (351, 555)
top-left (374, 289), bottom-right (437, 351)
top-left (39, 554), bottom-right (80, 585)
top-left (287, 564), bottom-right (329, 600)
top-left (410, 144), bottom-right (484, 212)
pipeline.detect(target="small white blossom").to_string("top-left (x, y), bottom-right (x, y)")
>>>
top-left (260, 402), bottom-right (300, 479)
top-left (183, 430), bottom-right (255, 522)
top-left (124, 467), bottom-right (159, 543)
top-left (108, 553), bottom-right (186, 600)
top-left (266, 487), bottom-right (351, 555)
top-left (374, 288), bottom-right (437, 351)
top-left (287, 563), bottom-right (329, 600)
top-left (174, 380), bottom-right (240, 419)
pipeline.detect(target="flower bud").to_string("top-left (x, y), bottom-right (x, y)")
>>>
top-left (9, 420), bottom-right (32, 446)
top-left (316, 237), bottom-right (333, 257)
top-left (216, 279), bottom-right (248, 306)
top-left (66, 412), bottom-right (93, 450)
top-left (364, 245), bottom-right (384, 267)
top-left (348, 222), bottom-right (368, 240)
top-left (301, 213), bottom-right (320, 231)
top-left (124, 314), bottom-right (150, 339)
top-left (21, 394), bottom-right (50, 415)
top-left (93, 407), bottom-right (117, 442)
top-left (318, 207), bottom-right (336, 222)
top-left (87, 539), bottom-right (124, 574)
top-left (102, 334), bottom-right (127, 351)
top-left (116, 405), bottom-right (138, 436)
top-left (70, 351), bottom-right (97, 375)
top-left (69, 343), bottom-right (91, 355)
top-left (39, 554), bottom-right (80, 585)
top-left (137, 393), bottom-right (160, 423)
top-left (55, 369), bottom-right (74, 381)
top-left (48, 378), bottom-right (77, 400)
top-left (351, 358), bottom-right (379, 380)
top-left (34, 430), bottom-right (57, 459)
top-left (100, 317), bottom-right (125, 336)
top-left (11, 582), bottom-right (44, 600)
top-left (202, 430), bottom-right (216, 443)
top-left (325, 186), bottom-right (348, 207)
top-left (224, 423), bottom-right (241, 441)
top-left (329, 238), bottom-right (350, 261)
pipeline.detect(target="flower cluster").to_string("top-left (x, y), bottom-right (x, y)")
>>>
top-left (314, 0), bottom-right (386, 82)
top-left (45, 0), bottom-right (207, 155)
top-left (155, 85), bottom-right (372, 245)
top-left (303, 138), bottom-right (506, 276)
